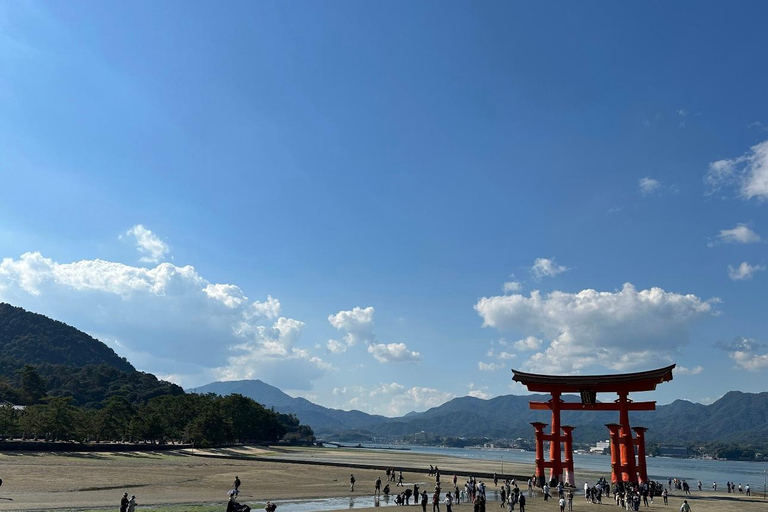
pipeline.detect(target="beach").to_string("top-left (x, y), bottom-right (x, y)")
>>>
top-left (0, 446), bottom-right (765, 512)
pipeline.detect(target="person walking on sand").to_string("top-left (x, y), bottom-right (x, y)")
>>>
top-left (519, 494), bottom-right (526, 512)
top-left (680, 500), bottom-right (690, 512)
top-left (422, 491), bottom-right (429, 512)
top-left (120, 493), bottom-right (129, 512)
top-left (233, 476), bottom-right (241, 494)
top-left (398, 471), bottom-right (405, 487)
top-left (433, 491), bottom-right (441, 512)
top-left (559, 497), bottom-right (566, 512)
top-left (445, 491), bottom-right (454, 512)
top-left (350, 474), bottom-right (356, 492)
top-left (127, 495), bottom-right (137, 512)
top-left (376, 477), bottom-right (382, 496)
top-left (662, 488), bottom-right (668, 505)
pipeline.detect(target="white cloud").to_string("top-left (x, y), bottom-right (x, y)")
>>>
top-left (530, 258), bottom-right (569, 279)
top-left (710, 224), bottom-right (761, 246)
top-left (728, 262), bottom-right (766, 281)
top-left (719, 337), bottom-right (768, 371)
top-left (369, 382), bottom-right (405, 397)
top-left (514, 336), bottom-right (543, 351)
top-left (0, 251), bottom-right (328, 389)
top-left (503, 281), bottom-right (523, 293)
top-left (497, 351), bottom-right (515, 360)
top-left (368, 342), bottom-right (422, 363)
top-left (468, 386), bottom-right (490, 399)
top-left (329, 306), bottom-right (421, 364)
top-left (676, 365), bottom-right (703, 375)
top-left (121, 225), bottom-right (170, 263)
top-left (328, 306), bottom-right (376, 347)
top-left (475, 283), bottom-right (717, 374)
top-left (326, 339), bottom-right (347, 353)
top-left (705, 139), bottom-right (768, 200)
top-left (478, 361), bottom-right (505, 372)
top-left (639, 177), bottom-right (662, 195)
top-left (331, 384), bottom-right (456, 416)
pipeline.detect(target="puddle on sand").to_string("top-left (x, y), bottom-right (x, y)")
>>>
top-left (271, 490), bottom-right (506, 512)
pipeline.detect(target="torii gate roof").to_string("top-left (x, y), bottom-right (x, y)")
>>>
top-left (511, 364), bottom-right (675, 393)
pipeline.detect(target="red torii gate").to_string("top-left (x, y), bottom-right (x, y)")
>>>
top-left (512, 364), bottom-right (675, 487)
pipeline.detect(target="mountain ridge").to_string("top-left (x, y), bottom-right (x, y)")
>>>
top-left (192, 379), bottom-right (768, 445)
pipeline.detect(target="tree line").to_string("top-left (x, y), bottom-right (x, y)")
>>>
top-left (0, 367), bottom-right (314, 447)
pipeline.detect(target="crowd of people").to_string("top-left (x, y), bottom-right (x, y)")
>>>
top-left (110, 460), bottom-right (758, 512)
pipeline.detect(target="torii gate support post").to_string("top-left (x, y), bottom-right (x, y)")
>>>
top-left (633, 427), bottom-right (649, 485)
top-left (605, 423), bottom-right (622, 484)
top-left (617, 392), bottom-right (638, 483)
top-left (531, 422), bottom-right (547, 487)
top-left (549, 392), bottom-right (563, 484)
top-left (562, 425), bottom-right (575, 486)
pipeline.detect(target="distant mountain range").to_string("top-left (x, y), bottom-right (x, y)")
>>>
top-left (191, 379), bottom-right (768, 445)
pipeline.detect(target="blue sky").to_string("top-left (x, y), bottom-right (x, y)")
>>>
top-left (1, 1), bottom-right (767, 415)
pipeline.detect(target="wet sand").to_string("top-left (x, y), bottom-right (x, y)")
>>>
top-left (0, 446), bottom-right (764, 511)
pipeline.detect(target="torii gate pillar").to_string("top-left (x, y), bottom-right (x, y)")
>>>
top-left (561, 425), bottom-right (575, 486)
top-left (633, 427), bottom-right (649, 485)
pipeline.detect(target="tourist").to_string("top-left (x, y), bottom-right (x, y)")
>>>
top-left (559, 496), bottom-right (566, 512)
top-left (543, 482), bottom-right (550, 501)
top-left (350, 474), bottom-right (356, 492)
top-left (679, 500), bottom-right (690, 512)
top-left (455, 486), bottom-right (460, 505)
top-left (585, 482), bottom-right (590, 501)
top-left (422, 491), bottom-right (429, 512)
top-left (712, 482), bottom-right (716, 492)
top-left (738, 483), bottom-right (743, 494)
top-left (405, 488), bottom-right (413, 505)
top-left (120, 492), bottom-right (129, 512)
top-left (127, 495), bottom-right (137, 512)
top-left (233, 476), bottom-right (241, 493)
top-left (376, 477), bottom-right (382, 495)
top-left (415, 484), bottom-right (420, 499)
top-left (265, 502), bottom-right (277, 512)
top-left (745, 484), bottom-right (750, 496)
top-left (519, 493), bottom-right (526, 512)
top-left (433, 491), bottom-right (441, 512)
top-left (567, 489), bottom-right (574, 511)
top-left (384, 484), bottom-right (391, 497)
top-left (445, 491), bottom-right (453, 512)
top-left (697, 481), bottom-right (701, 492)
top-left (398, 471), bottom-right (405, 487)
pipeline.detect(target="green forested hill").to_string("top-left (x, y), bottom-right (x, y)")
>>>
top-left (0, 303), bottom-right (133, 370)
top-left (0, 302), bottom-right (182, 406)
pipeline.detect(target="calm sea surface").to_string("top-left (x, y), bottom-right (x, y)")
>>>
top-left (352, 445), bottom-right (768, 490)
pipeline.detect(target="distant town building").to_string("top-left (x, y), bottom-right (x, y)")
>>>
top-left (658, 445), bottom-right (688, 457)
top-left (590, 440), bottom-right (611, 454)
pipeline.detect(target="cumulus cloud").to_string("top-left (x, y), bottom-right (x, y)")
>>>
top-left (121, 225), bottom-right (170, 263)
top-left (468, 384), bottom-right (491, 399)
top-left (475, 283), bottom-right (717, 373)
top-left (478, 361), bottom-right (505, 372)
top-left (709, 224), bottom-right (761, 246)
top-left (368, 343), bottom-right (422, 363)
top-left (639, 177), bottom-right (662, 195)
top-left (503, 281), bottom-right (523, 293)
top-left (328, 306), bottom-right (376, 347)
top-left (514, 336), bottom-right (543, 351)
top-left (705, 139), bottom-right (768, 200)
top-left (530, 258), bottom-right (569, 279)
top-left (329, 306), bottom-right (421, 364)
top-left (331, 384), bottom-right (455, 416)
top-left (728, 262), bottom-right (766, 281)
top-left (0, 251), bottom-right (330, 389)
top-left (717, 337), bottom-right (768, 371)
top-left (676, 365), bottom-right (703, 375)
top-left (369, 382), bottom-right (405, 397)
